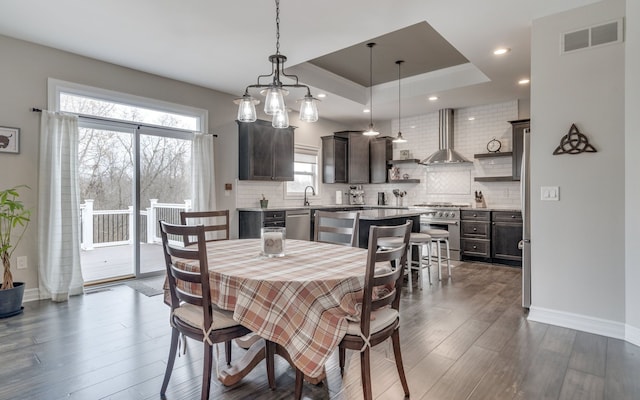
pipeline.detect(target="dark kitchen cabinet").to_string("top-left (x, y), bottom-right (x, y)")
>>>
top-left (335, 131), bottom-right (370, 184)
top-left (510, 119), bottom-right (530, 181)
top-left (491, 211), bottom-right (523, 264)
top-left (238, 119), bottom-right (294, 181)
top-left (370, 136), bottom-right (393, 183)
top-left (321, 135), bottom-right (348, 183)
top-left (460, 210), bottom-right (491, 260)
top-left (239, 210), bottom-right (286, 238)
top-left (461, 209), bottom-right (523, 265)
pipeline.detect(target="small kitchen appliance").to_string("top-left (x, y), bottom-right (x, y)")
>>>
top-left (349, 186), bottom-right (365, 205)
top-left (377, 192), bottom-right (386, 205)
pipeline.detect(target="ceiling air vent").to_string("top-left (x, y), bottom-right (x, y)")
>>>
top-left (562, 18), bottom-right (623, 54)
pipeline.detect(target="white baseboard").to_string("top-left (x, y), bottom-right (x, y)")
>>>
top-left (626, 324), bottom-right (640, 347)
top-left (528, 306), bottom-right (626, 340)
top-left (23, 288), bottom-right (40, 303)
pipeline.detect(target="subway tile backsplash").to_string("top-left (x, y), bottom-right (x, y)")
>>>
top-left (237, 100), bottom-right (522, 210)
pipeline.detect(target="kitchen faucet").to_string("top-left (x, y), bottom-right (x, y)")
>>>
top-left (303, 186), bottom-right (316, 206)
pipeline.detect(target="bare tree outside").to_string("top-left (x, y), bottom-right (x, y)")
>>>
top-left (61, 94), bottom-right (193, 209)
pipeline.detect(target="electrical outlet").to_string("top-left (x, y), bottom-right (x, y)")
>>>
top-left (17, 256), bottom-right (28, 269)
top-left (541, 186), bottom-right (560, 201)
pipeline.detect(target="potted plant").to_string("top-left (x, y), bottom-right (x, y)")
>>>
top-left (260, 194), bottom-right (268, 209)
top-left (0, 186), bottom-right (31, 318)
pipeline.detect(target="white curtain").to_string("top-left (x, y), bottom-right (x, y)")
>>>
top-left (38, 111), bottom-right (84, 301)
top-left (191, 133), bottom-right (216, 212)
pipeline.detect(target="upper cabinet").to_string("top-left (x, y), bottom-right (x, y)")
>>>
top-left (336, 131), bottom-right (370, 184)
top-left (322, 131), bottom-right (371, 184)
top-left (510, 119), bottom-right (529, 181)
top-left (370, 136), bottom-right (393, 183)
top-left (238, 119), bottom-right (294, 181)
top-left (321, 135), bottom-right (348, 184)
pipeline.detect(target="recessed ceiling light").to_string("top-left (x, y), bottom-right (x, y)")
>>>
top-left (518, 78), bottom-right (530, 85)
top-left (468, 117), bottom-right (475, 121)
top-left (494, 47), bottom-right (511, 55)
top-left (363, 108), bottom-right (371, 113)
top-left (317, 93), bottom-right (327, 98)
top-left (428, 96), bottom-right (438, 101)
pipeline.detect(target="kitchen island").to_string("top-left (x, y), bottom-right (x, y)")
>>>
top-left (356, 208), bottom-right (421, 248)
top-left (238, 205), bottom-right (422, 247)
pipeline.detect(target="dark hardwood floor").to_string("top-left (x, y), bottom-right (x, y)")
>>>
top-left (1, 262), bottom-right (639, 400)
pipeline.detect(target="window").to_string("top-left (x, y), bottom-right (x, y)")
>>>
top-left (286, 145), bottom-right (319, 197)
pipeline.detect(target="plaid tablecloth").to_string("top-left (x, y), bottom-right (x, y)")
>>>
top-left (171, 239), bottom-right (368, 379)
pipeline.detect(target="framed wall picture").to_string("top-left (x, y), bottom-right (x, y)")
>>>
top-left (0, 126), bottom-right (20, 154)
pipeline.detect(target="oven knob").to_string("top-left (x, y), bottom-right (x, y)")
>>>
top-left (450, 212), bottom-right (456, 218)
top-left (436, 211), bottom-right (443, 218)
top-left (443, 212), bottom-right (450, 218)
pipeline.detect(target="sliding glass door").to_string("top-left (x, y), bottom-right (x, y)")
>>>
top-left (138, 128), bottom-right (192, 276)
top-left (78, 124), bottom-right (136, 282)
top-left (56, 83), bottom-right (203, 283)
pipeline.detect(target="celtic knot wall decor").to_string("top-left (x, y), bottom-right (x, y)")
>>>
top-left (553, 123), bottom-right (597, 155)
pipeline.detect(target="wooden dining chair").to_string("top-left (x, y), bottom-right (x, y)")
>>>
top-left (314, 210), bottom-right (360, 247)
top-left (159, 221), bottom-right (251, 400)
top-left (294, 221), bottom-right (412, 400)
top-left (180, 210), bottom-right (230, 246)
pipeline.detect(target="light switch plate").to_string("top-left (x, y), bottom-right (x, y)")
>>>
top-left (541, 186), bottom-right (560, 201)
top-left (17, 256), bottom-right (27, 269)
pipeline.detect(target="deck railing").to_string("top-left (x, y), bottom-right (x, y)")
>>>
top-left (80, 199), bottom-right (191, 250)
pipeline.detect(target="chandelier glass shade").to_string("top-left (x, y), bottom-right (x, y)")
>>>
top-left (363, 42), bottom-right (380, 136)
top-left (235, 0), bottom-right (319, 128)
top-left (393, 60), bottom-right (407, 143)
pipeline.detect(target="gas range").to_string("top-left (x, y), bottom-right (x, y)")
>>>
top-left (409, 202), bottom-right (470, 222)
top-left (408, 202), bottom-right (469, 262)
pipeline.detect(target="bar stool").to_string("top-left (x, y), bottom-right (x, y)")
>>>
top-left (421, 228), bottom-right (451, 280)
top-left (378, 232), bottom-right (432, 292)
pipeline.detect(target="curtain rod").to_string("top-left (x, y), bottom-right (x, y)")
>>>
top-left (31, 108), bottom-right (218, 137)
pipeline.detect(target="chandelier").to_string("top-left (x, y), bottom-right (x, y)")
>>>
top-left (393, 60), bottom-right (407, 143)
top-left (235, 0), bottom-right (319, 128)
top-left (363, 42), bottom-right (380, 136)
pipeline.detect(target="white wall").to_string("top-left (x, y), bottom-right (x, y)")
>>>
top-left (625, 0), bottom-right (640, 341)
top-left (529, 0), bottom-right (626, 331)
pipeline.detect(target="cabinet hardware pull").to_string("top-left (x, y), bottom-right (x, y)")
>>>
top-left (473, 227), bottom-right (477, 231)
top-left (473, 245), bottom-right (477, 249)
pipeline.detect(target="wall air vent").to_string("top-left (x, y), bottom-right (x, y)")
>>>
top-left (562, 18), bottom-right (623, 54)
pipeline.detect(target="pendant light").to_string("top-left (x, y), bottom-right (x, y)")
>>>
top-left (234, 0), bottom-right (319, 128)
top-left (363, 42), bottom-right (380, 136)
top-left (393, 60), bottom-right (407, 143)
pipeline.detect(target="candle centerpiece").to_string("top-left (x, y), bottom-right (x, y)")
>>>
top-left (261, 227), bottom-right (286, 257)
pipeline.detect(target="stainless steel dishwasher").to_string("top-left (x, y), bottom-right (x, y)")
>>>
top-left (285, 209), bottom-right (311, 240)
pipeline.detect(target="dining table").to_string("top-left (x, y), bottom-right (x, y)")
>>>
top-left (165, 238), bottom-right (369, 385)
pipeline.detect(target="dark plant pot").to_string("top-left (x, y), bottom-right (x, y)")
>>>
top-left (0, 282), bottom-right (25, 318)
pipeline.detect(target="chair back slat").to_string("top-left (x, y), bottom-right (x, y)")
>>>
top-left (180, 210), bottom-right (230, 246)
top-left (314, 210), bottom-right (360, 247)
top-left (160, 220), bottom-right (213, 328)
top-left (360, 221), bottom-right (412, 337)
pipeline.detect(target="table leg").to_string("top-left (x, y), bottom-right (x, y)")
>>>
top-left (218, 339), bottom-right (266, 386)
top-left (217, 338), bottom-right (326, 387)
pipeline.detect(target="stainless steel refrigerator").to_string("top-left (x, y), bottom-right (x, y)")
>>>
top-left (520, 128), bottom-right (531, 308)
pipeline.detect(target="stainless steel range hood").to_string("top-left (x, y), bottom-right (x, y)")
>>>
top-left (419, 109), bottom-right (471, 164)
